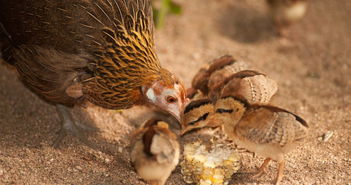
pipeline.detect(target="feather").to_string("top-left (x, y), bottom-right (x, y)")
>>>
top-left (0, 0), bottom-right (170, 109)
top-left (235, 105), bottom-right (308, 147)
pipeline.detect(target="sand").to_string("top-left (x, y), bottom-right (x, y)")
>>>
top-left (0, 0), bottom-right (350, 184)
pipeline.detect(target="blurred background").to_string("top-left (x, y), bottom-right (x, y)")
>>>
top-left (0, 0), bottom-right (350, 184)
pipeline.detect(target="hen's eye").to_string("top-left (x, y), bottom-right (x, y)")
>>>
top-left (166, 96), bottom-right (177, 103)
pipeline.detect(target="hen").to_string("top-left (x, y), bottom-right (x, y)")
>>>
top-left (0, 0), bottom-right (186, 145)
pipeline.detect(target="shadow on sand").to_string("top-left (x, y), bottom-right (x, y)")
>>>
top-left (216, 3), bottom-right (277, 44)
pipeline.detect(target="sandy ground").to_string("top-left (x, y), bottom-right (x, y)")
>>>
top-left (0, 0), bottom-right (350, 184)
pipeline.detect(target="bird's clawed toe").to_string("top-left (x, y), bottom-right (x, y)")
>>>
top-left (273, 161), bottom-right (285, 185)
top-left (252, 169), bottom-right (266, 178)
top-left (52, 104), bottom-right (96, 148)
top-left (252, 158), bottom-right (271, 178)
top-left (52, 120), bottom-right (89, 148)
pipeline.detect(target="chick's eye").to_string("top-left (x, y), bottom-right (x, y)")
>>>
top-left (166, 96), bottom-right (177, 103)
top-left (216, 108), bottom-right (233, 114)
top-left (188, 113), bottom-right (209, 125)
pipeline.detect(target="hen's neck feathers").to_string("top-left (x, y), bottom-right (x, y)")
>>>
top-left (81, 0), bottom-right (173, 109)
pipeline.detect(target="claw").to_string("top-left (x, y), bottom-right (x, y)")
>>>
top-left (274, 161), bottom-right (285, 185)
top-left (252, 158), bottom-right (271, 178)
top-left (52, 127), bottom-right (68, 148)
top-left (52, 104), bottom-right (97, 148)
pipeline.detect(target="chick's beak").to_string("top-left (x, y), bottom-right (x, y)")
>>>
top-left (180, 127), bottom-right (190, 136)
top-left (207, 116), bottom-right (220, 127)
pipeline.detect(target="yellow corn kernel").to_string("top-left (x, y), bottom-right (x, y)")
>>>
top-left (181, 140), bottom-right (241, 185)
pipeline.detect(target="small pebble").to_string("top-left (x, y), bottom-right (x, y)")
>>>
top-left (322, 131), bottom-right (334, 142)
top-left (76, 166), bottom-right (83, 171)
top-left (105, 158), bottom-right (111, 163)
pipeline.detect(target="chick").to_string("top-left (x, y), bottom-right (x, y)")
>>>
top-left (266, 0), bottom-right (308, 36)
top-left (215, 96), bottom-right (308, 185)
top-left (131, 119), bottom-right (180, 185)
top-left (190, 55), bottom-right (277, 104)
top-left (181, 99), bottom-right (214, 133)
top-left (181, 96), bottom-right (308, 185)
top-left (186, 87), bottom-right (207, 100)
top-left (190, 55), bottom-right (248, 97)
top-left (208, 70), bottom-right (278, 104)
top-left (206, 61), bottom-right (249, 94)
top-left (180, 99), bottom-right (243, 185)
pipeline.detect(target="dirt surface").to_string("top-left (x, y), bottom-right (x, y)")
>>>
top-left (0, 0), bottom-right (350, 184)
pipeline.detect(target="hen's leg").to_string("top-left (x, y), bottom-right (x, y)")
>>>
top-left (53, 104), bottom-right (95, 147)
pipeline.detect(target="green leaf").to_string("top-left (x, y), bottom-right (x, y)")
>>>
top-left (152, 0), bottom-right (183, 29)
top-left (169, 1), bottom-right (182, 14)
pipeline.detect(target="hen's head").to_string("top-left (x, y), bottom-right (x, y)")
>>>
top-left (142, 68), bottom-right (188, 122)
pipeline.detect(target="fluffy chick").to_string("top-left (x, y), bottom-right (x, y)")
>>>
top-left (266, 0), bottom-right (308, 36)
top-left (181, 99), bottom-right (214, 134)
top-left (209, 70), bottom-right (278, 104)
top-left (181, 96), bottom-right (308, 185)
top-left (214, 96), bottom-right (308, 185)
top-left (189, 55), bottom-right (248, 98)
top-left (186, 88), bottom-right (207, 101)
top-left (131, 119), bottom-right (180, 185)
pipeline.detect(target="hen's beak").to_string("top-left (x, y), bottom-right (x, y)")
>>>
top-left (168, 109), bottom-right (181, 123)
top-left (173, 97), bottom-right (190, 123)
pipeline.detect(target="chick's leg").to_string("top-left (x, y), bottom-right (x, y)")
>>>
top-left (148, 180), bottom-right (162, 185)
top-left (274, 161), bottom-right (285, 185)
top-left (53, 104), bottom-right (95, 147)
top-left (273, 17), bottom-right (289, 38)
top-left (253, 158), bottom-right (271, 178)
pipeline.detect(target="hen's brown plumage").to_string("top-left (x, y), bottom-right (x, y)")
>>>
top-left (0, 0), bottom-right (186, 145)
